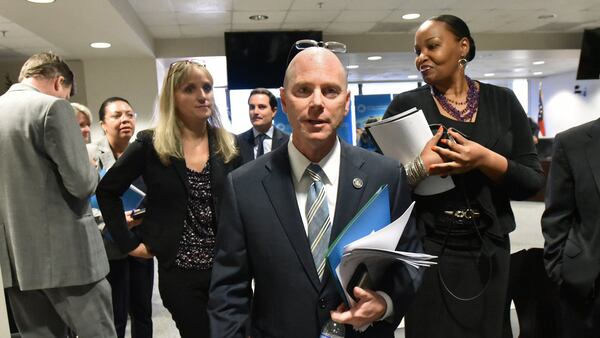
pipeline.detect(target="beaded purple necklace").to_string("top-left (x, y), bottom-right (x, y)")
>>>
top-left (431, 76), bottom-right (479, 122)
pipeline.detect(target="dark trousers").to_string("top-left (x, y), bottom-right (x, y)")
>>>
top-left (558, 284), bottom-right (600, 338)
top-left (5, 290), bottom-right (18, 333)
top-left (158, 266), bottom-right (211, 338)
top-left (107, 256), bottom-right (154, 338)
top-left (508, 248), bottom-right (560, 338)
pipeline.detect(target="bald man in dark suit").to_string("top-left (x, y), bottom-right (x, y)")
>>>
top-left (209, 47), bottom-right (422, 338)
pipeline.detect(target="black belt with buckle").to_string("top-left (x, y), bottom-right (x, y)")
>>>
top-left (428, 207), bottom-right (484, 241)
top-left (428, 207), bottom-right (485, 238)
top-left (443, 208), bottom-right (481, 220)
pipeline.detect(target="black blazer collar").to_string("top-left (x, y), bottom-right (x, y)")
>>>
top-left (172, 159), bottom-right (189, 193)
top-left (244, 128), bottom-right (255, 145)
top-left (262, 145), bottom-right (322, 290)
top-left (331, 142), bottom-right (369, 242)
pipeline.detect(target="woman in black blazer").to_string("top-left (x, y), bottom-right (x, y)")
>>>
top-left (383, 15), bottom-right (544, 338)
top-left (96, 60), bottom-right (241, 338)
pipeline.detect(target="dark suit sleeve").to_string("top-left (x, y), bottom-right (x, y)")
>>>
top-left (541, 134), bottom-right (575, 285)
top-left (208, 173), bottom-right (252, 338)
top-left (96, 135), bottom-right (148, 254)
top-left (381, 164), bottom-right (424, 325)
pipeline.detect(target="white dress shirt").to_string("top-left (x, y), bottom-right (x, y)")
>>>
top-left (288, 136), bottom-right (340, 235)
top-left (287, 135), bottom-right (393, 321)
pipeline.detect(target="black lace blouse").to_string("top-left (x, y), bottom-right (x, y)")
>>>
top-left (175, 163), bottom-right (216, 270)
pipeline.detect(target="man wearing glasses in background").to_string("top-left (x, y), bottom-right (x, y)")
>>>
top-left (0, 52), bottom-right (115, 337)
top-left (208, 45), bottom-right (422, 337)
top-left (236, 88), bottom-right (289, 164)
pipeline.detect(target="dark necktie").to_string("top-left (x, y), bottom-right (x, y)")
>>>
top-left (305, 164), bottom-right (332, 280)
top-left (255, 133), bottom-right (266, 158)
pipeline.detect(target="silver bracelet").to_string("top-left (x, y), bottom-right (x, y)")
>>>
top-left (406, 155), bottom-right (429, 187)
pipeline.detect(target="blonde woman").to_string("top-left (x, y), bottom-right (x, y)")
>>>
top-left (72, 102), bottom-right (92, 143)
top-left (96, 61), bottom-right (241, 337)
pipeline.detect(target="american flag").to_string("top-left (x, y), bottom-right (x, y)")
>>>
top-left (537, 82), bottom-right (546, 136)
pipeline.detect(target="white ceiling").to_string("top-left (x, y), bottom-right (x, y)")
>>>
top-left (130, 0), bottom-right (600, 38)
top-left (0, 0), bottom-right (598, 81)
top-left (341, 49), bottom-right (581, 82)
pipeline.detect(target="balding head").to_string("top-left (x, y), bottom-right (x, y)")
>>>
top-left (283, 47), bottom-right (347, 89)
top-left (279, 46), bottom-right (351, 163)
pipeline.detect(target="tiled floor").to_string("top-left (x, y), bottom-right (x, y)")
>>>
top-left (126, 201), bottom-right (546, 338)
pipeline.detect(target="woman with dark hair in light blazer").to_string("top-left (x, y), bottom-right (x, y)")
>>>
top-left (91, 96), bottom-right (154, 338)
top-left (96, 61), bottom-right (241, 338)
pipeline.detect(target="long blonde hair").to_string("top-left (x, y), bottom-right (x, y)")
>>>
top-left (153, 61), bottom-right (237, 165)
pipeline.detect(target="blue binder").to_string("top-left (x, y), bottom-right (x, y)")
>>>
top-left (326, 185), bottom-right (391, 302)
top-left (89, 169), bottom-right (145, 211)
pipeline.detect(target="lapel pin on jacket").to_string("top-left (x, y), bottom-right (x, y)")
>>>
top-left (352, 178), bottom-right (363, 189)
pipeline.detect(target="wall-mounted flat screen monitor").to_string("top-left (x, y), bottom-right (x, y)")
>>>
top-left (225, 31), bottom-right (322, 90)
top-left (576, 28), bottom-right (600, 80)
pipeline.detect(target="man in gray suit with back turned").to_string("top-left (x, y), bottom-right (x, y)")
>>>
top-left (0, 52), bottom-right (115, 337)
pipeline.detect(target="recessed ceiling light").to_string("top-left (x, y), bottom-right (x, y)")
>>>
top-left (533, 71), bottom-right (543, 76)
top-left (407, 75), bottom-right (419, 79)
top-left (26, 0), bottom-right (55, 3)
top-left (538, 14), bottom-right (557, 19)
top-left (249, 14), bottom-right (269, 21)
top-left (484, 73), bottom-right (495, 77)
top-left (532, 60), bottom-right (545, 65)
top-left (90, 42), bottom-right (111, 49)
top-left (513, 68), bottom-right (524, 72)
top-left (346, 65), bottom-right (359, 69)
top-left (402, 13), bottom-right (421, 20)
top-left (367, 56), bottom-right (382, 61)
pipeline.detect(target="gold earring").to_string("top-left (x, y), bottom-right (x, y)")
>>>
top-left (458, 58), bottom-right (468, 67)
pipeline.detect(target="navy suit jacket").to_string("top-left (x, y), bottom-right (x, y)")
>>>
top-left (236, 126), bottom-right (289, 164)
top-left (208, 140), bottom-right (423, 338)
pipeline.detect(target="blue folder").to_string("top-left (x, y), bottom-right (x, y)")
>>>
top-left (326, 185), bottom-right (391, 302)
top-left (89, 169), bottom-right (145, 211)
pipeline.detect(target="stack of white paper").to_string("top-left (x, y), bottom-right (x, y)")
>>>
top-left (336, 202), bottom-right (436, 306)
top-left (365, 108), bottom-right (455, 196)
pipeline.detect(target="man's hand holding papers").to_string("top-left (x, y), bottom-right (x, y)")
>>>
top-left (336, 201), bottom-right (436, 307)
top-left (327, 186), bottom-right (436, 307)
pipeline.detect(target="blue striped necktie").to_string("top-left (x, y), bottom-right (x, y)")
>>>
top-left (305, 163), bottom-right (332, 281)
